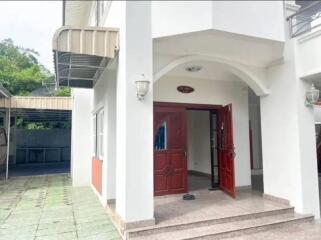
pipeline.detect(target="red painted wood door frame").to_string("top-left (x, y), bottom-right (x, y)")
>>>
top-left (154, 105), bottom-right (188, 196)
top-left (218, 104), bottom-right (236, 198)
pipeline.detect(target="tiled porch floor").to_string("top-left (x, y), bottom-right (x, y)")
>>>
top-left (154, 189), bottom-right (290, 226)
top-left (0, 174), bottom-right (120, 240)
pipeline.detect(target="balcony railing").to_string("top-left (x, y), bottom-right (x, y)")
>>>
top-left (287, 1), bottom-right (321, 38)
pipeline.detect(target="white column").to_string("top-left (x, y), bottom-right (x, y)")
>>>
top-left (261, 40), bottom-right (320, 218)
top-left (71, 88), bottom-right (93, 186)
top-left (115, 2), bottom-right (154, 225)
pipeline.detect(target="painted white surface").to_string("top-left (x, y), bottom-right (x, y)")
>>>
top-left (71, 88), bottom-right (93, 187)
top-left (152, 1), bottom-right (284, 42)
top-left (71, 0), bottom-right (321, 221)
top-left (187, 110), bottom-right (211, 174)
top-left (154, 55), bottom-right (270, 96)
top-left (261, 40), bottom-right (320, 218)
top-left (93, 57), bottom-right (118, 203)
top-left (152, 1), bottom-right (212, 38)
top-left (154, 76), bottom-right (251, 187)
top-left (105, 1), bottom-right (154, 223)
top-left (212, 1), bottom-right (285, 42)
top-left (296, 27), bottom-right (321, 79)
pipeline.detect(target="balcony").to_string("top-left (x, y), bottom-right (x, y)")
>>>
top-left (287, 1), bottom-right (321, 38)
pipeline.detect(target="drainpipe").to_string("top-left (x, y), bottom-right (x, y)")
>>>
top-left (5, 98), bottom-right (11, 180)
top-left (62, 0), bottom-right (66, 26)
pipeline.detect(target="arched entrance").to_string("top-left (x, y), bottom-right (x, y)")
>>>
top-left (153, 56), bottom-right (267, 198)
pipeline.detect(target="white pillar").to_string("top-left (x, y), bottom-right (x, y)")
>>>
top-left (261, 40), bottom-right (320, 218)
top-left (71, 88), bottom-right (93, 186)
top-left (115, 2), bottom-right (154, 226)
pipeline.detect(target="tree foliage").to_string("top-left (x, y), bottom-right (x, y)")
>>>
top-left (0, 38), bottom-right (58, 96)
top-left (16, 118), bottom-right (71, 130)
top-left (54, 87), bottom-right (71, 97)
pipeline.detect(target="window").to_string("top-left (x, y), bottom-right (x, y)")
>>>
top-left (93, 115), bottom-right (97, 156)
top-left (97, 110), bottom-right (104, 158)
top-left (93, 109), bottom-right (104, 158)
top-left (154, 122), bottom-right (167, 150)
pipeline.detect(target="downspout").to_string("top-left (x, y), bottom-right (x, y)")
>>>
top-left (62, 0), bottom-right (66, 26)
top-left (5, 97), bottom-right (11, 180)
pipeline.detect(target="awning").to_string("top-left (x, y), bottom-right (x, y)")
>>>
top-left (53, 26), bottom-right (119, 88)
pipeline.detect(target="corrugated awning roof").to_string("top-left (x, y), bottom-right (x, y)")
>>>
top-left (53, 26), bottom-right (119, 88)
top-left (0, 97), bottom-right (72, 111)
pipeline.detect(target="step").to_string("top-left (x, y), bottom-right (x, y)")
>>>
top-left (125, 206), bottom-right (295, 239)
top-left (127, 212), bottom-right (313, 240)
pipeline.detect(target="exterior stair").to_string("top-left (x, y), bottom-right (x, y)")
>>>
top-left (125, 207), bottom-right (314, 240)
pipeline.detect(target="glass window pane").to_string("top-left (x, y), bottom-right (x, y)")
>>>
top-left (93, 116), bottom-right (97, 156)
top-left (154, 122), bottom-right (167, 150)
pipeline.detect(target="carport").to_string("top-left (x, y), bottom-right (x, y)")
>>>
top-left (0, 93), bottom-right (72, 179)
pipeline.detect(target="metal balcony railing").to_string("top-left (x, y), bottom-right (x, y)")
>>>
top-left (287, 1), bottom-right (321, 38)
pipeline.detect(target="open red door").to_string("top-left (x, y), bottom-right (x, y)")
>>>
top-left (218, 104), bottom-right (236, 198)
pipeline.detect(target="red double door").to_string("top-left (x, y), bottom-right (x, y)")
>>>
top-left (154, 104), bottom-right (236, 198)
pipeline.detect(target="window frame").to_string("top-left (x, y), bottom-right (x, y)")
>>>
top-left (97, 110), bottom-right (104, 159)
top-left (93, 108), bottom-right (104, 160)
top-left (93, 115), bottom-right (97, 157)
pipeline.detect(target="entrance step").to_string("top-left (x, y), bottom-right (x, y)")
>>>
top-left (126, 207), bottom-right (314, 240)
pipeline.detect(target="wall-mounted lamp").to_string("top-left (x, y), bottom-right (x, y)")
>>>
top-left (305, 83), bottom-right (319, 106)
top-left (135, 74), bottom-right (150, 101)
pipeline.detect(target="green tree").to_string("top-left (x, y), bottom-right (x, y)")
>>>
top-left (54, 87), bottom-right (71, 97)
top-left (0, 38), bottom-right (55, 95)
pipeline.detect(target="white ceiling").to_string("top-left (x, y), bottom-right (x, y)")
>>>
top-left (167, 60), bottom-right (241, 82)
top-left (153, 29), bottom-right (284, 73)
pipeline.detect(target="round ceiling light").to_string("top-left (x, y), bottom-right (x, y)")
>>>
top-left (185, 65), bottom-right (202, 72)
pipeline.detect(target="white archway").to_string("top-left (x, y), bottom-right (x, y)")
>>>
top-left (154, 55), bottom-right (270, 96)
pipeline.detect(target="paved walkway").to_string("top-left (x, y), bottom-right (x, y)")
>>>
top-left (0, 174), bottom-right (120, 240)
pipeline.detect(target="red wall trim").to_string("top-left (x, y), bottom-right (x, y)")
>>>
top-left (92, 157), bottom-right (103, 194)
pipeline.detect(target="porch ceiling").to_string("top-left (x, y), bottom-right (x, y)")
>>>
top-left (153, 29), bottom-right (284, 74)
top-left (53, 26), bottom-right (119, 89)
top-left (166, 60), bottom-right (241, 82)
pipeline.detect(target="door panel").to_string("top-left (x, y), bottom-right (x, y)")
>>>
top-left (218, 104), bottom-right (236, 198)
top-left (154, 106), bottom-right (188, 196)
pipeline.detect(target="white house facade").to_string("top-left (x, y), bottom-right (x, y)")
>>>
top-left (53, 0), bottom-right (321, 236)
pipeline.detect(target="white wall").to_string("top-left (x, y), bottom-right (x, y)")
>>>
top-left (152, 1), bottom-right (284, 42)
top-left (212, 1), bottom-right (284, 42)
top-left (93, 57), bottom-right (118, 204)
top-left (71, 88), bottom-right (93, 186)
top-left (154, 76), bottom-right (251, 187)
top-left (187, 110), bottom-right (211, 174)
top-left (152, 1), bottom-right (212, 38)
top-left (261, 40), bottom-right (320, 218)
top-left (103, 1), bottom-right (154, 223)
top-left (296, 26), bottom-right (321, 78)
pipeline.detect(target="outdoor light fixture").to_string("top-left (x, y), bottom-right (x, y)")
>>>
top-left (135, 74), bottom-right (150, 101)
top-left (305, 83), bottom-right (319, 106)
